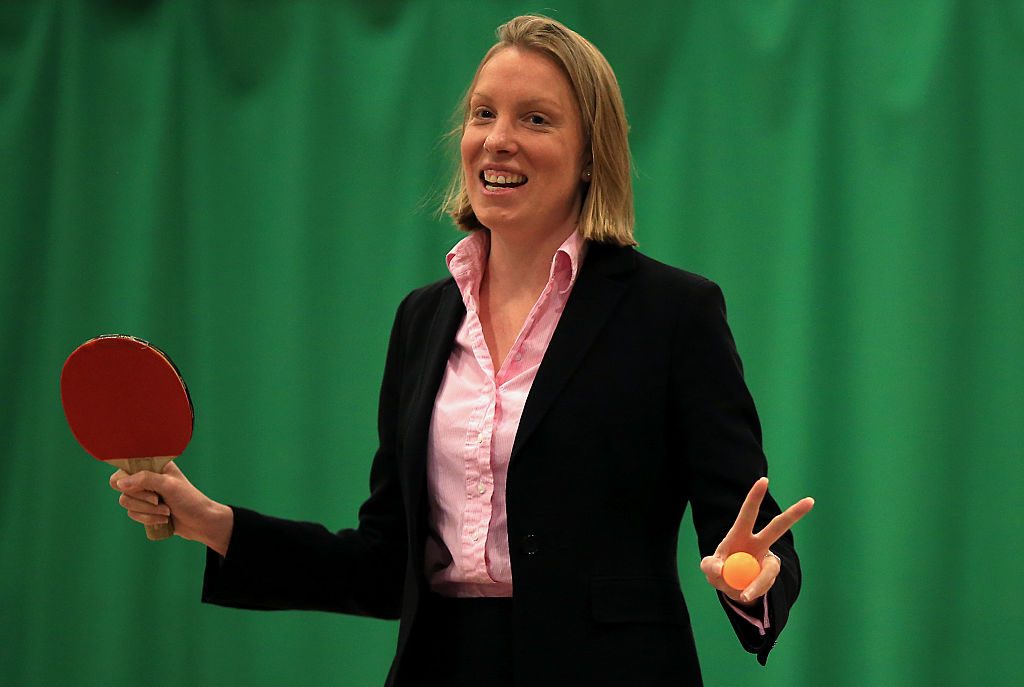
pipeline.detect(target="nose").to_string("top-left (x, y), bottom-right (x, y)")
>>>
top-left (483, 117), bottom-right (517, 155)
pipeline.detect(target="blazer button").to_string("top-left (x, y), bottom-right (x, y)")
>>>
top-left (521, 534), bottom-right (539, 556)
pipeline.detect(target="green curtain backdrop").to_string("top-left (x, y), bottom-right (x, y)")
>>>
top-left (2, 1), bottom-right (1021, 685)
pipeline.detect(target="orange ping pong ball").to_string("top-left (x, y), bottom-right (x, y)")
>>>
top-left (722, 552), bottom-right (761, 590)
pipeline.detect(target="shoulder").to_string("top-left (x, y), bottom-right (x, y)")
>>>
top-left (397, 276), bottom-right (456, 315)
top-left (631, 249), bottom-right (717, 292)
top-left (589, 243), bottom-right (726, 309)
top-left (386, 275), bottom-right (461, 342)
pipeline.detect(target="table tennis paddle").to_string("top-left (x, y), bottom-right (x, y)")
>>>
top-left (60, 335), bottom-right (194, 541)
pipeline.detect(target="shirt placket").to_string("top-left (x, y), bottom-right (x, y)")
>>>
top-left (461, 300), bottom-right (497, 582)
top-left (496, 281), bottom-right (554, 385)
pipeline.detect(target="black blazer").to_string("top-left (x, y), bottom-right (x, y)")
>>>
top-left (202, 242), bottom-right (802, 686)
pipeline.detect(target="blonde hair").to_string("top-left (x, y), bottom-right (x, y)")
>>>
top-left (441, 15), bottom-right (635, 246)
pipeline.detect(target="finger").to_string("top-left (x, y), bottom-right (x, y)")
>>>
top-left (740, 552), bottom-right (782, 604)
top-left (700, 556), bottom-right (743, 599)
top-left (730, 477), bottom-right (769, 535)
top-left (119, 492), bottom-right (169, 514)
top-left (756, 496), bottom-right (815, 547)
top-left (126, 509), bottom-right (170, 526)
top-left (109, 469), bottom-right (129, 491)
top-left (708, 575), bottom-right (745, 603)
top-left (715, 583), bottom-right (744, 604)
top-left (117, 470), bottom-right (169, 497)
top-left (700, 555), bottom-right (724, 579)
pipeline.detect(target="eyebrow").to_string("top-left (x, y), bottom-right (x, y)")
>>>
top-left (471, 92), bottom-right (564, 112)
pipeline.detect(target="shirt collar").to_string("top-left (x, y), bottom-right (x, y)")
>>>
top-left (550, 228), bottom-right (585, 295)
top-left (446, 229), bottom-right (586, 307)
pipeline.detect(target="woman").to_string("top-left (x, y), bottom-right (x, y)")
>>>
top-left (111, 15), bottom-right (813, 686)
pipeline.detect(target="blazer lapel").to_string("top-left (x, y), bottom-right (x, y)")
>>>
top-left (402, 281), bottom-right (465, 508)
top-left (510, 243), bottom-right (636, 462)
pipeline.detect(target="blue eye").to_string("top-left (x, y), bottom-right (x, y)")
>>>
top-left (529, 114), bottom-right (547, 125)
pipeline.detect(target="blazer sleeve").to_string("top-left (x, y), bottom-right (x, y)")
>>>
top-left (200, 295), bottom-right (412, 620)
top-left (671, 278), bottom-right (801, 665)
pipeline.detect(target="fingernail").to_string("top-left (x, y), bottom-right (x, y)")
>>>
top-left (118, 478), bottom-right (133, 489)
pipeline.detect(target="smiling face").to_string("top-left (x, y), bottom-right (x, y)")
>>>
top-left (460, 48), bottom-right (590, 238)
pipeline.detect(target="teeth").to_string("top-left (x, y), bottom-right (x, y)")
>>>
top-left (483, 171), bottom-right (526, 184)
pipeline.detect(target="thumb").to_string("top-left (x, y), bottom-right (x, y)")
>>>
top-left (700, 555), bottom-right (723, 578)
top-left (161, 460), bottom-right (184, 479)
top-left (117, 469), bottom-right (171, 495)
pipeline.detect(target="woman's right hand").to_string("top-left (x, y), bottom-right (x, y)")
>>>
top-left (109, 461), bottom-right (234, 556)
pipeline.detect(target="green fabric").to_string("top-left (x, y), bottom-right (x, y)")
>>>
top-left (2, 1), bottom-right (1021, 685)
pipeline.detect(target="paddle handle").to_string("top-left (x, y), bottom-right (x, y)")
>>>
top-left (109, 456), bottom-right (175, 541)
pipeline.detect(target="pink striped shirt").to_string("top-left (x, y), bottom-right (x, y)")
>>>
top-left (420, 228), bottom-right (770, 635)
top-left (425, 229), bottom-right (584, 598)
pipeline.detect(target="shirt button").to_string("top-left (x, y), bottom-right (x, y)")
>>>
top-left (514, 353), bottom-right (523, 362)
top-left (471, 531), bottom-right (480, 542)
top-left (477, 482), bottom-right (486, 494)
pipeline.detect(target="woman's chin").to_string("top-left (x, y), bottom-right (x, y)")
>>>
top-left (473, 209), bottom-right (523, 233)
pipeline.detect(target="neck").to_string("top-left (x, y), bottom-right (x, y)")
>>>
top-left (484, 221), bottom-right (576, 301)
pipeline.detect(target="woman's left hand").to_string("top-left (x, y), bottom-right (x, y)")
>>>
top-left (700, 477), bottom-right (814, 605)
